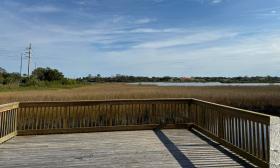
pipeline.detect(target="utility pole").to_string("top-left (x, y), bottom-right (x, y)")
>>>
top-left (20, 53), bottom-right (23, 76)
top-left (25, 43), bottom-right (32, 77)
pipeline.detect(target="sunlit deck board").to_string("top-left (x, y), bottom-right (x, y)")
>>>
top-left (158, 129), bottom-right (255, 168)
top-left (0, 129), bottom-right (254, 168)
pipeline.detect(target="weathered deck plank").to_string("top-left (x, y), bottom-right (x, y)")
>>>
top-left (0, 129), bottom-right (254, 168)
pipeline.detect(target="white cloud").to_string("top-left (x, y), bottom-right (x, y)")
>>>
top-left (133, 31), bottom-right (238, 49)
top-left (98, 32), bottom-right (280, 76)
top-left (47, 26), bottom-right (186, 37)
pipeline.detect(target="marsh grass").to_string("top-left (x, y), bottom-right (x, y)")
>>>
top-left (0, 83), bottom-right (279, 115)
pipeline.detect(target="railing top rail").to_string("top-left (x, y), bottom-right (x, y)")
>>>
top-left (18, 98), bottom-right (192, 107)
top-left (192, 98), bottom-right (271, 117)
top-left (192, 98), bottom-right (271, 124)
top-left (0, 102), bottom-right (19, 113)
top-left (15, 98), bottom-right (273, 118)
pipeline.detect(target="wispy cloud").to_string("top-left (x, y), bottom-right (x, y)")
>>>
top-left (152, 0), bottom-right (165, 3)
top-left (210, 0), bottom-right (223, 4)
top-left (1, 1), bottom-right (62, 13)
top-left (121, 28), bottom-right (186, 34)
top-left (99, 31), bottom-right (280, 76)
top-left (133, 31), bottom-right (238, 49)
top-left (187, 0), bottom-right (224, 4)
top-left (134, 18), bottom-right (157, 24)
top-left (21, 5), bottom-right (61, 13)
top-left (245, 6), bottom-right (280, 19)
top-left (46, 26), bottom-right (186, 37)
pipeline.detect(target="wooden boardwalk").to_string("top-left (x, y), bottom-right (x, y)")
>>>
top-left (0, 129), bottom-right (255, 168)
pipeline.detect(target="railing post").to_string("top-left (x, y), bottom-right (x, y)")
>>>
top-left (201, 104), bottom-right (206, 128)
top-left (269, 116), bottom-right (280, 168)
top-left (151, 103), bottom-right (156, 124)
top-left (218, 110), bottom-right (224, 139)
top-left (63, 106), bottom-right (69, 129)
top-left (188, 101), bottom-right (192, 123)
top-left (15, 107), bottom-right (18, 134)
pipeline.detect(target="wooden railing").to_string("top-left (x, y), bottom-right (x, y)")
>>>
top-left (17, 99), bottom-right (192, 135)
top-left (0, 102), bottom-right (18, 143)
top-left (0, 98), bottom-right (279, 168)
top-left (190, 99), bottom-right (274, 167)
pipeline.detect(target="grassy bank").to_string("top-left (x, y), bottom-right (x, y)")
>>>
top-left (0, 83), bottom-right (87, 92)
top-left (0, 83), bottom-right (279, 116)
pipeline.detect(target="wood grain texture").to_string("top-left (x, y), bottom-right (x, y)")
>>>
top-left (0, 129), bottom-right (254, 168)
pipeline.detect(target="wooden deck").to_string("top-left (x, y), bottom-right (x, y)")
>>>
top-left (0, 129), bottom-right (255, 168)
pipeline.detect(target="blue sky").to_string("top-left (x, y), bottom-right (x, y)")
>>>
top-left (0, 0), bottom-right (280, 77)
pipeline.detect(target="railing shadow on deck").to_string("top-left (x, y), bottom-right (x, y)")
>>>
top-left (154, 129), bottom-right (255, 168)
top-left (189, 129), bottom-right (255, 168)
top-left (0, 98), bottom-right (279, 168)
top-left (154, 128), bottom-right (195, 168)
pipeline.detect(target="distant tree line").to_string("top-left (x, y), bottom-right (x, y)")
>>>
top-left (78, 74), bottom-right (183, 83)
top-left (0, 67), bottom-right (81, 88)
top-left (1, 66), bottom-right (280, 88)
top-left (193, 76), bottom-right (280, 83)
top-left (79, 74), bottom-right (280, 83)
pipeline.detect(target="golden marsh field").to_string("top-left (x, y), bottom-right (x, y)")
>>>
top-left (0, 83), bottom-right (279, 116)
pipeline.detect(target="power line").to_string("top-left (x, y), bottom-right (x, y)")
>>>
top-left (20, 53), bottom-right (23, 76)
top-left (25, 43), bottom-right (32, 77)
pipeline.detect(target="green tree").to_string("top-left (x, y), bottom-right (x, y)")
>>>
top-left (32, 67), bottom-right (64, 81)
top-left (32, 67), bottom-right (46, 80)
top-left (0, 67), bottom-right (6, 84)
top-left (0, 67), bottom-right (6, 74)
top-left (2, 73), bottom-right (21, 85)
